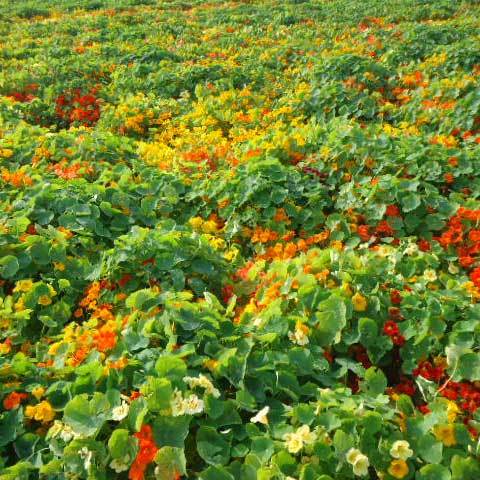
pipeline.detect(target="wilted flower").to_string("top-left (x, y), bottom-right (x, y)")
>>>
top-left (79, 447), bottom-right (93, 471)
top-left (250, 406), bottom-right (270, 425)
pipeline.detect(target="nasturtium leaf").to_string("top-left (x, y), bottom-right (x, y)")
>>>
top-left (358, 317), bottom-right (378, 346)
top-left (196, 426), bottom-right (231, 465)
top-left (0, 409), bottom-right (23, 447)
top-left (128, 397), bottom-right (148, 433)
top-left (141, 377), bottom-right (172, 412)
top-left (199, 465), bottom-right (235, 480)
top-left (417, 464), bottom-right (451, 480)
top-left (451, 454), bottom-right (480, 480)
top-left (108, 429), bottom-right (129, 459)
top-left (152, 416), bottom-right (190, 448)
top-left (250, 437), bottom-right (274, 464)
top-left (0, 255), bottom-right (19, 279)
top-left (458, 353), bottom-right (480, 381)
top-left (361, 367), bottom-right (387, 397)
top-left (418, 434), bottom-right (443, 464)
top-left (314, 295), bottom-right (347, 346)
top-left (155, 355), bottom-right (187, 382)
top-left (401, 192), bottom-right (421, 212)
top-left (154, 447), bottom-right (187, 478)
top-left (63, 393), bottom-right (110, 436)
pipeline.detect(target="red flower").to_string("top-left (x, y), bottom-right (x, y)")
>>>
top-left (391, 334), bottom-right (405, 346)
top-left (390, 289), bottom-right (402, 305)
top-left (413, 361), bottom-right (444, 382)
top-left (386, 204), bottom-right (401, 217)
top-left (418, 239), bottom-right (431, 252)
top-left (375, 220), bottom-right (394, 237)
top-left (396, 378), bottom-right (415, 396)
top-left (383, 320), bottom-right (399, 336)
top-left (470, 267), bottom-right (480, 288)
top-left (418, 404), bottom-right (430, 414)
top-left (358, 225), bottom-right (371, 242)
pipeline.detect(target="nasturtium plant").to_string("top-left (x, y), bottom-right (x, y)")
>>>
top-left (1, 0), bottom-right (480, 478)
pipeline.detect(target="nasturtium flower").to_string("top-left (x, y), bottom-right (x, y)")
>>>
top-left (352, 292), bottom-right (368, 312)
top-left (38, 295), bottom-right (52, 306)
top-left (296, 425), bottom-right (316, 444)
top-left (423, 269), bottom-right (437, 283)
top-left (25, 400), bottom-right (56, 423)
top-left (434, 424), bottom-right (456, 446)
top-left (110, 456), bottom-right (131, 473)
top-left (284, 431), bottom-right (304, 454)
top-left (288, 322), bottom-right (310, 346)
top-left (183, 374), bottom-right (220, 398)
top-left (390, 440), bottom-right (413, 460)
top-left (31, 386), bottom-right (45, 400)
top-left (3, 391), bottom-right (27, 410)
top-left (13, 279), bottom-right (33, 293)
top-left (112, 401), bottom-right (129, 421)
top-left (346, 448), bottom-right (370, 477)
top-left (388, 459), bottom-right (409, 479)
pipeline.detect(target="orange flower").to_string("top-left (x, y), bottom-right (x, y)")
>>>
top-left (3, 391), bottom-right (28, 410)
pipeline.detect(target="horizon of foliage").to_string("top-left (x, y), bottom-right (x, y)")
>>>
top-left (1, 0), bottom-right (480, 479)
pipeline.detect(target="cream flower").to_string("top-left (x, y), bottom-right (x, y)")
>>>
top-left (389, 440), bottom-right (413, 460)
top-left (250, 406), bottom-right (270, 425)
top-left (423, 269), bottom-right (437, 282)
top-left (346, 448), bottom-right (370, 477)
top-left (404, 243), bottom-right (418, 256)
top-left (110, 456), bottom-right (130, 473)
top-left (183, 374), bottom-right (220, 398)
top-left (183, 394), bottom-right (204, 415)
top-left (296, 425), bottom-right (316, 444)
top-left (171, 389), bottom-right (186, 417)
top-left (112, 401), bottom-right (129, 421)
top-left (284, 432), bottom-right (304, 454)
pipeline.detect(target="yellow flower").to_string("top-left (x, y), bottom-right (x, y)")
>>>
top-left (189, 217), bottom-right (204, 230)
top-left (202, 220), bottom-right (219, 234)
top-left (388, 459), bottom-right (409, 479)
top-left (447, 401), bottom-right (460, 423)
top-left (14, 298), bottom-right (26, 312)
top-left (352, 292), bottom-right (367, 312)
top-left (224, 248), bottom-right (239, 262)
top-left (32, 386), bottom-right (45, 400)
top-left (13, 279), bottom-right (33, 293)
top-left (0, 149), bottom-right (13, 158)
top-left (53, 262), bottom-right (65, 271)
top-left (38, 295), bottom-right (52, 306)
top-left (25, 401), bottom-right (55, 423)
top-left (434, 424), bottom-right (456, 446)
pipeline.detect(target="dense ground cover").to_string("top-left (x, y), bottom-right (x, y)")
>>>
top-left (1, 0), bottom-right (480, 478)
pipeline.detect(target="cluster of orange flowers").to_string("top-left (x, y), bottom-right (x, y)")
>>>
top-left (255, 231), bottom-right (330, 261)
top-left (1, 169), bottom-right (33, 188)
